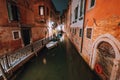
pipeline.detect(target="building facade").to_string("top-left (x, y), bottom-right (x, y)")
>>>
top-left (65, 0), bottom-right (120, 80)
top-left (0, 0), bottom-right (59, 56)
top-left (33, 0), bottom-right (60, 41)
top-left (0, 0), bottom-right (34, 56)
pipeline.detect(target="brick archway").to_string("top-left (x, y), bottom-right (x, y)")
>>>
top-left (90, 34), bottom-right (120, 80)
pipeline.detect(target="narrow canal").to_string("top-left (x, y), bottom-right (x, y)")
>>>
top-left (15, 35), bottom-right (100, 80)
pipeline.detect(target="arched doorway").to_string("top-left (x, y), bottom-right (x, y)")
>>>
top-left (94, 41), bottom-right (115, 80)
top-left (90, 34), bottom-right (120, 80)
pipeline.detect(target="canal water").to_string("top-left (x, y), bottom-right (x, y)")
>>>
top-left (15, 35), bottom-right (100, 80)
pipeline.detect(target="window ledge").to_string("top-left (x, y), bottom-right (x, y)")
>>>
top-left (9, 20), bottom-right (19, 23)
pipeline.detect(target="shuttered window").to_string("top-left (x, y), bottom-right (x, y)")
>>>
top-left (7, 3), bottom-right (20, 21)
top-left (75, 6), bottom-right (78, 20)
top-left (80, 0), bottom-right (85, 17)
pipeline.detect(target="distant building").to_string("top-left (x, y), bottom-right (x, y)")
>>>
top-left (62, 9), bottom-right (67, 32)
top-left (33, 0), bottom-right (60, 41)
top-left (65, 0), bottom-right (120, 80)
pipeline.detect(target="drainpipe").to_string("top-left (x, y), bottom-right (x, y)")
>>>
top-left (0, 63), bottom-right (7, 80)
top-left (80, 0), bottom-right (87, 53)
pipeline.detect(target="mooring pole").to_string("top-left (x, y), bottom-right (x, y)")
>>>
top-left (0, 63), bottom-right (7, 80)
top-left (5, 55), bottom-right (9, 69)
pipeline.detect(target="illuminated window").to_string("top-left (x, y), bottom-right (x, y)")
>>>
top-left (12, 31), bottom-right (21, 40)
top-left (39, 6), bottom-right (44, 15)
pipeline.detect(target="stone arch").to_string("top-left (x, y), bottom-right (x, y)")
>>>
top-left (90, 34), bottom-right (120, 79)
top-left (95, 41), bottom-right (115, 79)
top-left (97, 41), bottom-right (115, 58)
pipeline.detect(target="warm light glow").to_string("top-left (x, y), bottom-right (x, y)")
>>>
top-left (56, 25), bottom-right (61, 31)
top-left (48, 21), bottom-right (54, 28)
top-left (47, 21), bottom-right (55, 37)
top-left (56, 24), bottom-right (64, 32)
top-left (62, 24), bottom-right (65, 31)
top-left (60, 34), bottom-right (64, 42)
top-left (43, 58), bottom-right (47, 64)
top-left (48, 27), bottom-right (52, 37)
top-left (39, 6), bottom-right (44, 15)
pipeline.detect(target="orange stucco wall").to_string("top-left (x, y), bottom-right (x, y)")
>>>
top-left (65, 0), bottom-right (120, 79)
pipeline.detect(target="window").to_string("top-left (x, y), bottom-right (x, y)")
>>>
top-left (7, 3), bottom-right (20, 21)
top-left (72, 28), bottom-right (76, 35)
top-left (47, 7), bottom-right (49, 16)
top-left (74, 6), bottom-right (78, 20)
top-left (79, 29), bottom-right (83, 37)
top-left (50, 11), bottom-right (52, 18)
top-left (70, 28), bottom-right (71, 32)
top-left (74, 28), bottom-right (76, 35)
top-left (86, 28), bottom-right (92, 39)
top-left (12, 31), bottom-right (21, 40)
top-left (39, 6), bottom-right (44, 15)
top-left (79, 0), bottom-right (85, 18)
top-left (72, 28), bottom-right (74, 34)
top-left (90, 0), bottom-right (95, 8)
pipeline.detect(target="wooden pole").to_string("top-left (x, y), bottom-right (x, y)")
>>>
top-left (5, 55), bottom-right (9, 69)
top-left (0, 63), bottom-right (7, 80)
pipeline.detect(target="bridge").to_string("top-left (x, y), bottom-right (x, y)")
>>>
top-left (0, 36), bottom-right (52, 80)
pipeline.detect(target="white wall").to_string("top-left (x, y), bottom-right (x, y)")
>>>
top-left (70, 0), bottom-right (85, 28)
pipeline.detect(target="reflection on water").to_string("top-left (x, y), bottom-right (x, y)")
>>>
top-left (15, 34), bottom-right (100, 80)
top-left (65, 34), bottom-right (100, 80)
top-left (60, 34), bottom-right (64, 42)
top-left (42, 58), bottom-right (47, 64)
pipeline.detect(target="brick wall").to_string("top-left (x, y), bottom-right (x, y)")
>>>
top-left (0, 0), bottom-right (35, 55)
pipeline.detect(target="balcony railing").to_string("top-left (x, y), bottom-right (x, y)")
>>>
top-left (0, 36), bottom-right (53, 79)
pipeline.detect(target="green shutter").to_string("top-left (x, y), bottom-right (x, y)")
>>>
top-left (7, 3), bottom-right (13, 21)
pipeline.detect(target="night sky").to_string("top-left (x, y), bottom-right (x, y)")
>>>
top-left (52, 0), bottom-right (68, 14)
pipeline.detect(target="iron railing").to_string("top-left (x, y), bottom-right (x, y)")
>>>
top-left (0, 36), bottom-right (53, 79)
